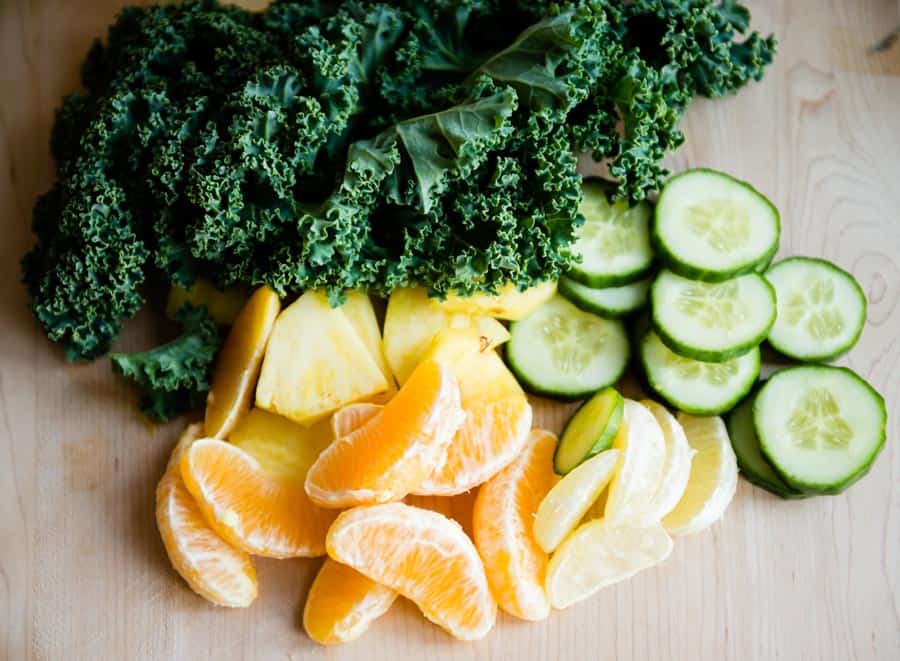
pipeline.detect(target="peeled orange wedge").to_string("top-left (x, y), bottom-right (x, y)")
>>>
top-left (413, 329), bottom-right (532, 496)
top-left (181, 410), bottom-right (337, 558)
top-left (305, 360), bottom-right (463, 508)
top-left (331, 402), bottom-right (382, 439)
top-left (327, 502), bottom-right (497, 641)
top-left (205, 286), bottom-right (280, 439)
top-left (156, 423), bottom-right (258, 607)
top-left (473, 429), bottom-right (558, 621)
top-left (303, 558), bottom-right (398, 645)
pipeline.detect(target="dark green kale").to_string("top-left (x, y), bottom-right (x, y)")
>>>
top-left (23, 0), bottom-right (775, 420)
top-left (110, 304), bottom-right (220, 422)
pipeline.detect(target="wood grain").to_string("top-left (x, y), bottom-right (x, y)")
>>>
top-left (1, 1), bottom-right (898, 659)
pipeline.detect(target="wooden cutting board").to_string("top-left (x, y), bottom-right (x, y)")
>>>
top-left (1, 1), bottom-right (898, 659)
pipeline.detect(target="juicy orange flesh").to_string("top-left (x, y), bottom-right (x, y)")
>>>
top-left (331, 402), bottom-right (382, 439)
top-left (157, 424), bottom-right (257, 607)
top-left (414, 329), bottom-right (531, 495)
top-left (205, 286), bottom-right (281, 439)
top-left (416, 396), bottom-right (532, 495)
top-left (405, 491), bottom-right (477, 539)
top-left (473, 430), bottom-right (557, 620)
top-left (327, 503), bottom-right (496, 640)
top-left (182, 410), bottom-right (338, 558)
top-left (303, 558), bottom-right (397, 645)
top-left (305, 360), bottom-right (462, 507)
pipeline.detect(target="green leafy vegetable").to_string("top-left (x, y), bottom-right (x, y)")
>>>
top-left (110, 304), bottom-right (220, 422)
top-left (23, 0), bottom-right (775, 420)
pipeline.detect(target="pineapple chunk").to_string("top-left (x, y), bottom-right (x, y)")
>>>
top-left (424, 328), bottom-right (523, 402)
top-left (229, 408), bottom-right (332, 479)
top-left (256, 291), bottom-right (389, 425)
top-left (436, 280), bottom-right (557, 320)
top-left (383, 287), bottom-right (510, 385)
top-left (166, 278), bottom-right (249, 325)
top-left (340, 292), bottom-right (397, 402)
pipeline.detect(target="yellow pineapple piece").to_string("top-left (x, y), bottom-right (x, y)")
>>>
top-left (436, 281), bottom-right (557, 320)
top-left (383, 287), bottom-right (510, 385)
top-left (256, 291), bottom-right (389, 425)
top-left (340, 291), bottom-right (397, 402)
top-left (166, 278), bottom-right (249, 325)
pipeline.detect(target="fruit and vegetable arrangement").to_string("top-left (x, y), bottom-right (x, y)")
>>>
top-left (20, 0), bottom-right (889, 648)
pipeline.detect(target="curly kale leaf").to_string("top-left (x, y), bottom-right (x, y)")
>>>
top-left (25, 0), bottom-right (775, 375)
top-left (110, 304), bottom-right (220, 422)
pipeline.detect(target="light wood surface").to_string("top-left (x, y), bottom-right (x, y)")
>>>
top-left (2, 1), bottom-right (899, 659)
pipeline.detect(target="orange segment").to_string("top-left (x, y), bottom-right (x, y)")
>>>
top-left (413, 329), bottom-right (532, 496)
top-left (327, 502), bottom-right (497, 641)
top-left (303, 558), bottom-right (398, 645)
top-left (405, 491), bottom-right (477, 539)
top-left (181, 410), bottom-right (337, 558)
top-left (472, 429), bottom-right (557, 621)
top-left (331, 402), bottom-right (382, 440)
top-left (305, 360), bottom-right (463, 508)
top-left (156, 423), bottom-right (257, 607)
top-left (205, 286), bottom-right (281, 439)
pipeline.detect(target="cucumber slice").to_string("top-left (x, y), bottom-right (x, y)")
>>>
top-left (654, 169), bottom-right (780, 281)
top-left (558, 275), bottom-right (650, 319)
top-left (765, 257), bottom-right (866, 362)
top-left (651, 270), bottom-right (776, 362)
top-left (568, 179), bottom-right (654, 288)
top-left (753, 366), bottom-right (886, 494)
top-left (555, 387), bottom-right (624, 474)
top-left (726, 392), bottom-right (805, 499)
top-left (640, 330), bottom-right (759, 415)
top-left (506, 296), bottom-right (630, 400)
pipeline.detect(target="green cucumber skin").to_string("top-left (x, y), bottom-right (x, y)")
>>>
top-left (726, 389), bottom-right (806, 500)
top-left (764, 256), bottom-right (868, 363)
top-left (554, 391), bottom-right (624, 475)
top-left (752, 366), bottom-right (887, 495)
top-left (650, 274), bottom-right (776, 363)
top-left (558, 276), bottom-right (650, 319)
top-left (504, 340), bottom-right (630, 401)
top-left (639, 332), bottom-right (759, 416)
top-left (570, 177), bottom-right (654, 289)
top-left (652, 168), bottom-right (781, 283)
top-left (567, 263), bottom-right (654, 290)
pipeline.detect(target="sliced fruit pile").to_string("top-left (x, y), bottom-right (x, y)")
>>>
top-left (153, 166), bottom-right (886, 644)
top-left (523, 170), bottom-right (885, 499)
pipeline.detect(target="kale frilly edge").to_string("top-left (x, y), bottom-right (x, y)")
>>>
top-left (22, 0), bottom-right (774, 421)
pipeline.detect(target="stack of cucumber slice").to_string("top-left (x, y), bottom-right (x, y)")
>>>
top-left (506, 169), bottom-right (886, 498)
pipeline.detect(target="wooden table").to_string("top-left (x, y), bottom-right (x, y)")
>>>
top-left (1, 1), bottom-right (898, 659)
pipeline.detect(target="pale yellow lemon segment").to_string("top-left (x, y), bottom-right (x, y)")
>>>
top-left (663, 413), bottom-right (738, 536)
top-left (546, 520), bottom-right (673, 609)
top-left (603, 400), bottom-right (667, 523)
top-left (533, 449), bottom-right (619, 553)
top-left (640, 400), bottom-right (697, 523)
